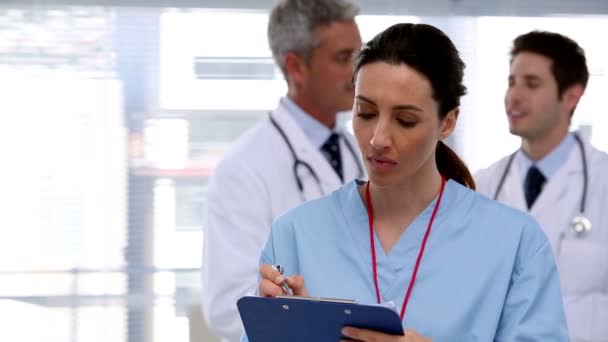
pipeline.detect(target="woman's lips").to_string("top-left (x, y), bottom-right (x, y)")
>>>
top-left (368, 156), bottom-right (398, 172)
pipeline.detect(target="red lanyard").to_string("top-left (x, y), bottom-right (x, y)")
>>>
top-left (365, 176), bottom-right (446, 320)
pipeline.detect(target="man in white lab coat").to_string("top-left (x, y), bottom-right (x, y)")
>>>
top-left (201, 1), bottom-right (363, 341)
top-left (475, 31), bottom-right (608, 341)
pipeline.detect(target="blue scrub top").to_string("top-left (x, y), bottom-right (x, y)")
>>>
top-left (243, 180), bottom-right (568, 341)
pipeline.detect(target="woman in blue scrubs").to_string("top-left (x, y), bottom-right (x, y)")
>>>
top-left (254, 23), bottom-right (568, 341)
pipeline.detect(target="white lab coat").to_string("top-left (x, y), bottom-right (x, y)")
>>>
top-left (475, 136), bottom-right (608, 342)
top-left (201, 101), bottom-right (364, 342)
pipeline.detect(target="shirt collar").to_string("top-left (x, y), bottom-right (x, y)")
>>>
top-left (516, 132), bottom-right (576, 181)
top-left (280, 96), bottom-right (334, 148)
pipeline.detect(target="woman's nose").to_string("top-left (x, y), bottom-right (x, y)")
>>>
top-left (370, 120), bottom-right (391, 150)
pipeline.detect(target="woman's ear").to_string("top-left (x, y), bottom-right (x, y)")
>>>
top-left (440, 108), bottom-right (459, 140)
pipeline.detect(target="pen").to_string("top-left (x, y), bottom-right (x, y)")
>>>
top-left (274, 264), bottom-right (290, 294)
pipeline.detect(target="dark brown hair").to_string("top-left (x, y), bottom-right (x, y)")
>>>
top-left (511, 30), bottom-right (589, 99)
top-left (353, 23), bottom-right (475, 189)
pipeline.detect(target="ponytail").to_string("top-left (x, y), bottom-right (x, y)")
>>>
top-left (436, 141), bottom-right (475, 190)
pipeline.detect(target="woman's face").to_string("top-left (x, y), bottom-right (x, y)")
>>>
top-left (352, 61), bottom-right (456, 187)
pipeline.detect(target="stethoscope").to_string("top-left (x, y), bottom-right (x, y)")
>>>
top-left (493, 132), bottom-right (591, 238)
top-left (268, 113), bottom-right (364, 200)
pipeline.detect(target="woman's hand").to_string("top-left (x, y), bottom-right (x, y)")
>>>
top-left (341, 327), bottom-right (431, 342)
top-left (257, 264), bottom-right (308, 297)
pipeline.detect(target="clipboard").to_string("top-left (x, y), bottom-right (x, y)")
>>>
top-left (237, 296), bottom-right (404, 342)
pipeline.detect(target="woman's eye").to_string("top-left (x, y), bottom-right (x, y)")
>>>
top-left (356, 112), bottom-right (376, 119)
top-left (397, 119), bottom-right (416, 128)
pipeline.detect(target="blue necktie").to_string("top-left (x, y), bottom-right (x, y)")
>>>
top-left (524, 166), bottom-right (546, 209)
top-left (321, 133), bottom-right (343, 181)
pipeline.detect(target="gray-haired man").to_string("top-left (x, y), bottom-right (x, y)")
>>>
top-left (201, 1), bottom-right (363, 341)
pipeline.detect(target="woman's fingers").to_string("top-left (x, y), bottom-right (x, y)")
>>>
top-left (285, 274), bottom-right (308, 296)
top-left (259, 264), bottom-right (283, 283)
top-left (341, 327), bottom-right (432, 342)
top-left (258, 278), bottom-right (285, 297)
top-left (258, 264), bottom-right (286, 296)
top-left (258, 264), bottom-right (310, 297)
